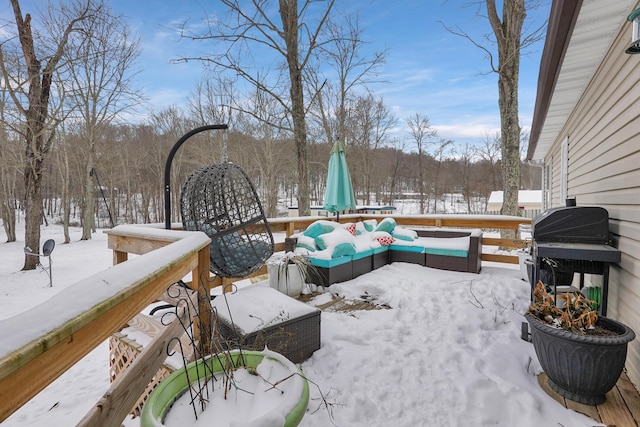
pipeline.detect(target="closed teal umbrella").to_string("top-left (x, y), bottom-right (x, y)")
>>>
top-left (323, 140), bottom-right (356, 221)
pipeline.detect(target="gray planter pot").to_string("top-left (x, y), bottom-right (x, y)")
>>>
top-left (525, 313), bottom-right (635, 405)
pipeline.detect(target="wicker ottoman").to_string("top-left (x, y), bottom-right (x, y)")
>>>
top-left (211, 286), bottom-right (321, 363)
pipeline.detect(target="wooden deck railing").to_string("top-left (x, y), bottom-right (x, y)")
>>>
top-left (0, 214), bottom-right (531, 426)
top-left (0, 226), bottom-right (212, 425)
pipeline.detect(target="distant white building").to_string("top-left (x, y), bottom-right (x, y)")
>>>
top-left (487, 190), bottom-right (542, 212)
top-left (357, 206), bottom-right (397, 215)
top-left (287, 205), bottom-right (396, 217)
top-left (287, 206), bottom-right (329, 217)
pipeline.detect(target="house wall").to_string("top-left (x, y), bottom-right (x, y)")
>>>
top-left (543, 150), bottom-right (565, 207)
top-left (543, 18), bottom-right (640, 386)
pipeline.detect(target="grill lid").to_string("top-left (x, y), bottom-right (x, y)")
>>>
top-left (532, 206), bottom-right (610, 243)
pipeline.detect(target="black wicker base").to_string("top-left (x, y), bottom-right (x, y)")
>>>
top-left (212, 287), bottom-right (321, 363)
top-left (426, 254), bottom-right (469, 272)
top-left (308, 262), bottom-right (353, 287)
top-left (389, 250), bottom-right (426, 266)
top-left (372, 251), bottom-right (389, 269)
top-left (352, 255), bottom-right (373, 277)
top-left (216, 310), bottom-right (321, 364)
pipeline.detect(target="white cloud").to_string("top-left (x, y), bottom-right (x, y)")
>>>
top-left (436, 123), bottom-right (500, 140)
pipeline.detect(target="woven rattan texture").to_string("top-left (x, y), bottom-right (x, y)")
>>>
top-left (214, 310), bottom-right (321, 364)
top-left (180, 163), bottom-right (274, 278)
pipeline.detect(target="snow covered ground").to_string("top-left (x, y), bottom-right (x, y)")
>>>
top-left (0, 220), bottom-right (602, 426)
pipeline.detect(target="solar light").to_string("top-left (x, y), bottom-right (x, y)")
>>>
top-left (626, 7), bottom-right (640, 54)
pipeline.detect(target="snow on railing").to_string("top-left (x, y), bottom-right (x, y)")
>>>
top-left (0, 225), bottom-right (211, 424)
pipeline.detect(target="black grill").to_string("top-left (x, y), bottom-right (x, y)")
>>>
top-left (532, 206), bottom-right (610, 243)
top-left (530, 203), bottom-right (621, 316)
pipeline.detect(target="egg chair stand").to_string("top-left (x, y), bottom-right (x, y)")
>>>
top-left (163, 124), bottom-right (274, 281)
top-left (180, 162), bottom-right (274, 278)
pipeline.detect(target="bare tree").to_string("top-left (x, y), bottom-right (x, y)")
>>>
top-left (308, 13), bottom-right (386, 145)
top-left (240, 86), bottom-right (293, 217)
top-left (432, 138), bottom-right (453, 213)
top-left (177, 0), bottom-right (336, 216)
top-left (444, 1), bottom-right (545, 220)
top-left (406, 112), bottom-right (437, 214)
top-left (188, 75), bottom-right (236, 128)
top-left (53, 121), bottom-right (72, 243)
top-left (0, 0), bottom-right (103, 270)
top-left (0, 86), bottom-right (21, 242)
top-left (457, 143), bottom-right (476, 213)
top-left (346, 94), bottom-right (396, 204)
top-left (145, 108), bottom-right (192, 223)
top-left (477, 132), bottom-right (502, 193)
top-left (387, 138), bottom-right (409, 205)
top-left (486, 0), bottom-right (524, 217)
top-left (0, 132), bottom-right (21, 243)
top-left (64, 4), bottom-right (140, 239)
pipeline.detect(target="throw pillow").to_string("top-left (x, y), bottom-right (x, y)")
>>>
top-left (375, 217), bottom-right (396, 233)
top-left (375, 236), bottom-right (395, 246)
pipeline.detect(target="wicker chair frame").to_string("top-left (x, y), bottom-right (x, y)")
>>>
top-left (180, 162), bottom-right (274, 278)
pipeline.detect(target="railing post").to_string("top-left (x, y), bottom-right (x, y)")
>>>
top-left (284, 220), bottom-right (295, 237)
top-left (113, 250), bottom-right (127, 265)
top-left (190, 244), bottom-right (212, 352)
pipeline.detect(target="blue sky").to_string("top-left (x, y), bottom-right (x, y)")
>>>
top-left (14, 0), bottom-right (552, 147)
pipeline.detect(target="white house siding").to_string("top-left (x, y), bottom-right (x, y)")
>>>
top-left (545, 147), bottom-right (564, 207)
top-left (543, 17), bottom-right (640, 385)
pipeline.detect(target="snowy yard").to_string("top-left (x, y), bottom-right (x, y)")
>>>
top-left (0, 222), bottom-right (602, 426)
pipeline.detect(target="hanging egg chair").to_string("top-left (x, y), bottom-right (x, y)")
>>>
top-left (180, 161), bottom-right (274, 278)
top-left (164, 125), bottom-right (273, 279)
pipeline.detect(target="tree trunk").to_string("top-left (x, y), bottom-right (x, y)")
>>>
top-left (486, 0), bottom-right (524, 219)
top-left (279, 0), bottom-right (310, 216)
top-left (62, 194), bottom-right (71, 244)
top-left (498, 47), bottom-right (522, 219)
top-left (486, 0), bottom-right (524, 244)
top-left (81, 161), bottom-right (95, 240)
top-left (418, 153), bottom-right (425, 214)
top-left (55, 141), bottom-right (71, 243)
top-left (24, 155), bottom-right (44, 269)
top-left (0, 200), bottom-right (16, 242)
top-left (0, 151), bottom-right (17, 242)
top-left (7, 0), bottom-right (93, 269)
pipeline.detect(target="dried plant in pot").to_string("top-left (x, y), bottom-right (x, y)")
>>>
top-left (267, 252), bottom-right (314, 298)
top-left (525, 282), bottom-right (635, 405)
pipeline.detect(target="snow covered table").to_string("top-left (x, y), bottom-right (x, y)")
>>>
top-left (211, 285), bottom-right (321, 363)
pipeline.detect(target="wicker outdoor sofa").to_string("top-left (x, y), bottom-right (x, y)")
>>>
top-left (291, 218), bottom-right (483, 287)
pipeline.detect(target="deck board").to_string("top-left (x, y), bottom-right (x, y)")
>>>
top-left (297, 292), bottom-right (389, 313)
top-left (539, 372), bottom-right (640, 426)
top-left (567, 398), bottom-right (602, 424)
top-left (599, 385), bottom-right (636, 427)
top-left (618, 373), bottom-right (640, 423)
